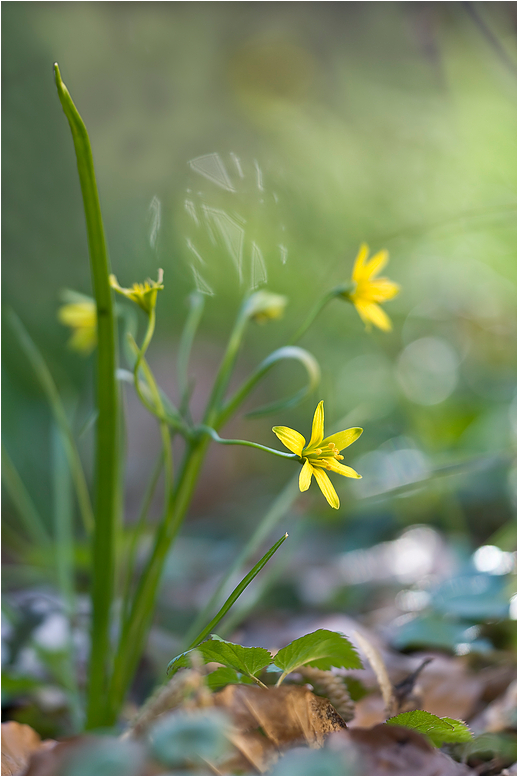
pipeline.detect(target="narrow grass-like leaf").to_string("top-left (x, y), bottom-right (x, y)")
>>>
top-left (167, 636), bottom-right (272, 684)
top-left (186, 532), bottom-right (289, 649)
top-left (51, 425), bottom-right (82, 730)
top-left (1, 444), bottom-right (50, 546)
top-left (387, 710), bottom-right (473, 747)
top-left (183, 478), bottom-right (298, 649)
top-left (55, 63), bottom-right (119, 729)
top-left (275, 629), bottom-right (362, 685)
top-left (7, 311), bottom-right (94, 534)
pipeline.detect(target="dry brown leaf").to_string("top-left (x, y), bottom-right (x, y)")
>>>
top-left (1, 722), bottom-right (52, 777)
top-left (470, 680), bottom-right (517, 734)
top-left (328, 723), bottom-right (473, 776)
top-left (213, 684), bottom-right (346, 773)
top-left (349, 692), bottom-right (387, 728)
top-left (412, 653), bottom-right (486, 721)
top-left (349, 650), bottom-right (500, 724)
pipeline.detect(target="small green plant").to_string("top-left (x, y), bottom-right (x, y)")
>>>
top-left (167, 629), bottom-right (363, 687)
top-left (5, 64), bottom-right (401, 729)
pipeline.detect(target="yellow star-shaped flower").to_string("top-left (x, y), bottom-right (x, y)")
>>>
top-left (273, 401), bottom-right (362, 509)
top-left (58, 292), bottom-right (97, 355)
top-left (109, 269), bottom-right (164, 315)
top-left (348, 244), bottom-right (399, 332)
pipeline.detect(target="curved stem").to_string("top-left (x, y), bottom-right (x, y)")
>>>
top-left (132, 312), bottom-right (174, 512)
top-left (197, 426), bottom-right (297, 460)
top-left (288, 284), bottom-right (352, 345)
top-left (218, 346), bottom-right (319, 427)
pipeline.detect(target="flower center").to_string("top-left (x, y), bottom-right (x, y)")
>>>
top-left (303, 442), bottom-right (343, 466)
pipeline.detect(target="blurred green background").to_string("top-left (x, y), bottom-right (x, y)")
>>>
top-left (2, 1), bottom-right (516, 736)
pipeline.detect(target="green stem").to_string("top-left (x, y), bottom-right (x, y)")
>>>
top-left (177, 291), bottom-right (205, 419)
top-left (107, 297), bottom-right (263, 720)
top-left (121, 451), bottom-right (164, 624)
top-left (108, 439), bottom-right (209, 721)
top-left (289, 285), bottom-right (352, 345)
top-left (203, 299), bottom-right (251, 424)
top-left (54, 64), bottom-right (119, 729)
top-left (131, 311), bottom-right (174, 497)
top-left (197, 427), bottom-right (298, 460)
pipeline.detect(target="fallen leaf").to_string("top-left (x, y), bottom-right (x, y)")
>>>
top-left (213, 684), bottom-right (346, 772)
top-left (470, 681), bottom-right (517, 734)
top-left (1, 722), bottom-right (52, 777)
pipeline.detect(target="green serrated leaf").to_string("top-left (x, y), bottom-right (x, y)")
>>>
top-left (274, 629), bottom-right (362, 685)
top-left (387, 710), bottom-right (473, 747)
top-left (167, 636), bottom-right (273, 684)
top-left (206, 667), bottom-right (255, 692)
top-left (206, 667), bottom-right (241, 691)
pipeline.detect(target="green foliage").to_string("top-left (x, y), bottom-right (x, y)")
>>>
top-left (274, 629), bottom-right (362, 684)
top-left (168, 629), bottom-right (362, 689)
top-left (167, 636), bottom-right (273, 684)
top-left (205, 667), bottom-right (255, 692)
top-left (387, 710), bottom-right (473, 747)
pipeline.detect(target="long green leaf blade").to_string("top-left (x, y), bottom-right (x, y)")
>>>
top-left (187, 532), bottom-right (289, 650)
top-left (54, 63), bottom-right (119, 729)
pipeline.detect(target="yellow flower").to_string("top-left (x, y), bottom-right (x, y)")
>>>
top-left (109, 268), bottom-right (164, 314)
top-left (347, 244), bottom-right (399, 332)
top-left (273, 401), bottom-right (362, 509)
top-left (58, 292), bottom-right (97, 355)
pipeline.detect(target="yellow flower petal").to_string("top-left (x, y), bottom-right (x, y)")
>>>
top-left (299, 459), bottom-right (313, 492)
top-left (354, 300), bottom-right (392, 332)
top-left (364, 249), bottom-right (389, 279)
top-left (272, 426), bottom-right (306, 456)
top-left (325, 460), bottom-right (362, 479)
top-left (352, 243), bottom-right (370, 282)
top-left (312, 467), bottom-right (340, 509)
top-left (307, 400), bottom-right (325, 449)
top-left (366, 279), bottom-right (400, 303)
top-left (323, 428), bottom-right (363, 452)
